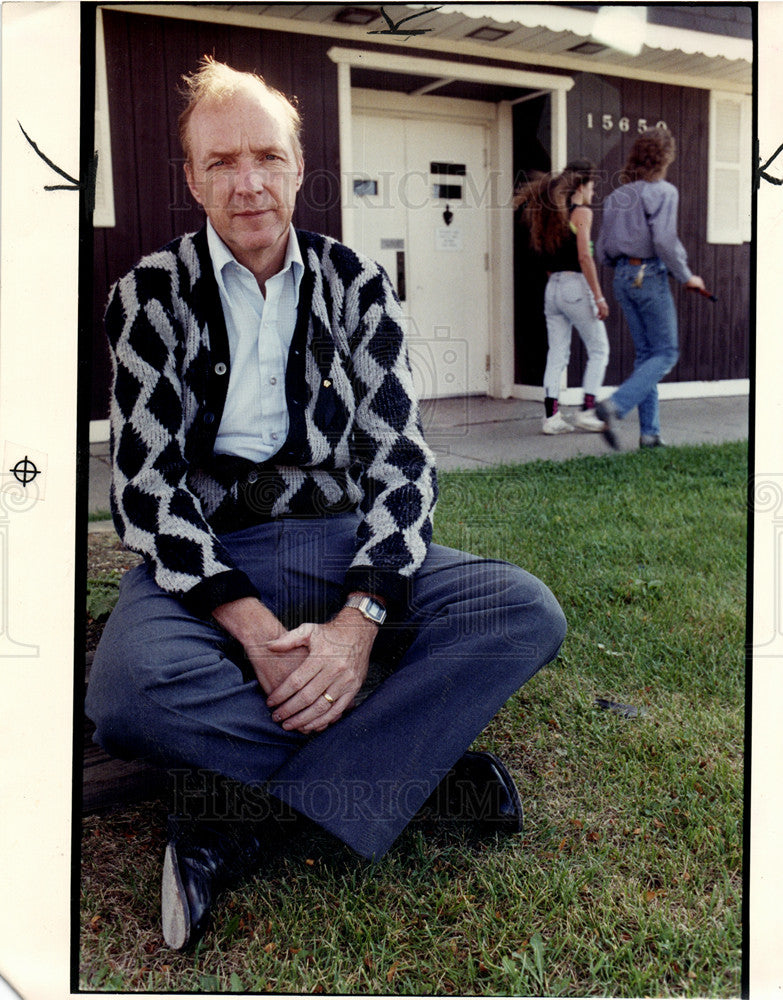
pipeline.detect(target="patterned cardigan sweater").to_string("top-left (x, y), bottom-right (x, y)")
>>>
top-left (105, 226), bottom-right (438, 618)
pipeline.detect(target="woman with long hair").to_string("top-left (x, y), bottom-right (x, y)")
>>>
top-left (595, 128), bottom-right (705, 448)
top-left (516, 160), bottom-right (609, 435)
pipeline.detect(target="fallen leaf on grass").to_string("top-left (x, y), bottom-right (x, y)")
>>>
top-left (594, 697), bottom-right (646, 719)
top-left (387, 962), bottom-right (399, 982)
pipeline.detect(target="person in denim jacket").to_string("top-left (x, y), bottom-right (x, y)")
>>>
top-left (595, 128), bottom-right (705, 449)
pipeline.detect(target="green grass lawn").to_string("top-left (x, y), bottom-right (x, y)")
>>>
top-left (79, 441), bottom-right (746, 997)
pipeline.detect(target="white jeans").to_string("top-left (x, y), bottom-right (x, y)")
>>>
top-left (542, 271), bottom-right (609, 400)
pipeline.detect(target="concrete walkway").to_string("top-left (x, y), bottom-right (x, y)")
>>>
top-left (89, 394), bottom-right (749, 516)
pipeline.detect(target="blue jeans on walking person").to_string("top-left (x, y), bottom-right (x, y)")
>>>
top-left (543, 272), bottom-right (609, 400)
top-left (609, 258), bottom-right (679, 438)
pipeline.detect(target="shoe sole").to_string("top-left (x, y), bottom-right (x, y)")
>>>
top-left (542, 425), bottom-right (574, 435)
top-left (482, 751), bottom-right (524, 834)
top-left (574, 422), bottom-right (605, 432)
top-left (595, 406), bottom-right (620, 450)
top-left (161, 841), bottom-right (191, 951)
top-left (461, 750), bottom-right (524, 834)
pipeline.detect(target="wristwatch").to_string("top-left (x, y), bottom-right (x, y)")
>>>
top-left (344, 594), bottom-right (387, 625)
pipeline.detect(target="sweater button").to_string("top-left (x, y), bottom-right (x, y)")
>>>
top-left (247, 470), bottom-right (259, 484)
top-left (214, 362), bottom-right (227, 375)
top-left (203, 411), bottom-right (215, 425)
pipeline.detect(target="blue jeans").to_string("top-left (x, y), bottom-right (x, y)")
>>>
top-left (610, 258), bottom-right (679, 438)
top-left (85, 514), bottom-right (566, 859)
top-left (543, 272), bottom-right (609, 399)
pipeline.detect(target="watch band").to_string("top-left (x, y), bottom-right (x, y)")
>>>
top-left (344, 594), bottom-right (387, 625)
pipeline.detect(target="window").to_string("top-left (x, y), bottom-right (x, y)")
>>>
top-left (707, 91), bottom-right (751, 244)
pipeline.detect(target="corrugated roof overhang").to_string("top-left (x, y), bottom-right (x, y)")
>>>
top-left (104, 3), bottom-right (752, 93)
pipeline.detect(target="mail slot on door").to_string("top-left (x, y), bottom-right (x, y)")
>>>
top-left (430, 162), bottom-right (466, 202)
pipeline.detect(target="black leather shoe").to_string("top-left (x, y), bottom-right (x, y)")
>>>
top-left (161, 820), bottom-right (268, 951)
top-left (418, 751), bottom-right (524, 834)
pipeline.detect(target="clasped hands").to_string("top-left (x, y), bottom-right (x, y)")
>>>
top-left (213, 595), bottom-right (378, 735)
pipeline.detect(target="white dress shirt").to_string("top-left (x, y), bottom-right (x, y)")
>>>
top-left (207, 220), bottom-right (304, 462)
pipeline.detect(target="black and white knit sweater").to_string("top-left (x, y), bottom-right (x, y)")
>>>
top-left (105, 226), bottom-right (438, 617)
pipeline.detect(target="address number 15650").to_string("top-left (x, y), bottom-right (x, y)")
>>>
top-left (586, 114), bottom-right (668, 133)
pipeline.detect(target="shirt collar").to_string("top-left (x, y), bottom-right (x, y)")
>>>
top-left (206, 220), bottom-right (304, 305)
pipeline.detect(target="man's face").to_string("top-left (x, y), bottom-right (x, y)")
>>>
top-left (184, 88), bottom-right (304, 277)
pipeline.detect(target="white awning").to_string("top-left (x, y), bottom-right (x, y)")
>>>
top-left (427, 5), bottom-right (752, 62)
top-left (108, 4), bottom-right (753, 92)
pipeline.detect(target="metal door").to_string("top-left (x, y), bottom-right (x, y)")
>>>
top-left (351, 111), bottom-right (490, 398)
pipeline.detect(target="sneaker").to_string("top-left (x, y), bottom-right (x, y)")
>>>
top-left (542, 412), bottom-right (574, 435)
top-left (574, 408), bottom-right (606, 432)
top-left (640, 434), bottom-right (666, 448)
top-left (595, 400), bottom-right (620, 450)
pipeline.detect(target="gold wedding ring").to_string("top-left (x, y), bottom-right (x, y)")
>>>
top-left (322, 692), bottom-right (335, 704)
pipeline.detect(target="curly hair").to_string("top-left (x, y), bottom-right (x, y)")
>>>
top-left (620, 127), bottom-right (675, 183)
top-left (178, 56), bottom-right (303, 163)
top-left (514, 160), bottom-right (596, 256)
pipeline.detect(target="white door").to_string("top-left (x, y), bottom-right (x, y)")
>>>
top-left (351, 110), bottom-right (490, 398)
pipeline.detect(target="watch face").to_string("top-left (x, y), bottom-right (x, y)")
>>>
top-left (360, 597), bottom-right (386, 624)
top-left (346, 594), bottom-right (386, 623)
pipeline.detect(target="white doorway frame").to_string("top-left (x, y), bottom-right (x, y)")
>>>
top-left (328, 46), bottom-right (574, 399)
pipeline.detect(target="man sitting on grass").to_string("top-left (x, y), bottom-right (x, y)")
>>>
top-left (85, 58), bottom-right (566, 951)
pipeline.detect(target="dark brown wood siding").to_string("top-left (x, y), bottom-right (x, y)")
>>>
top-left (91, 11), bottom-right (750, 419)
